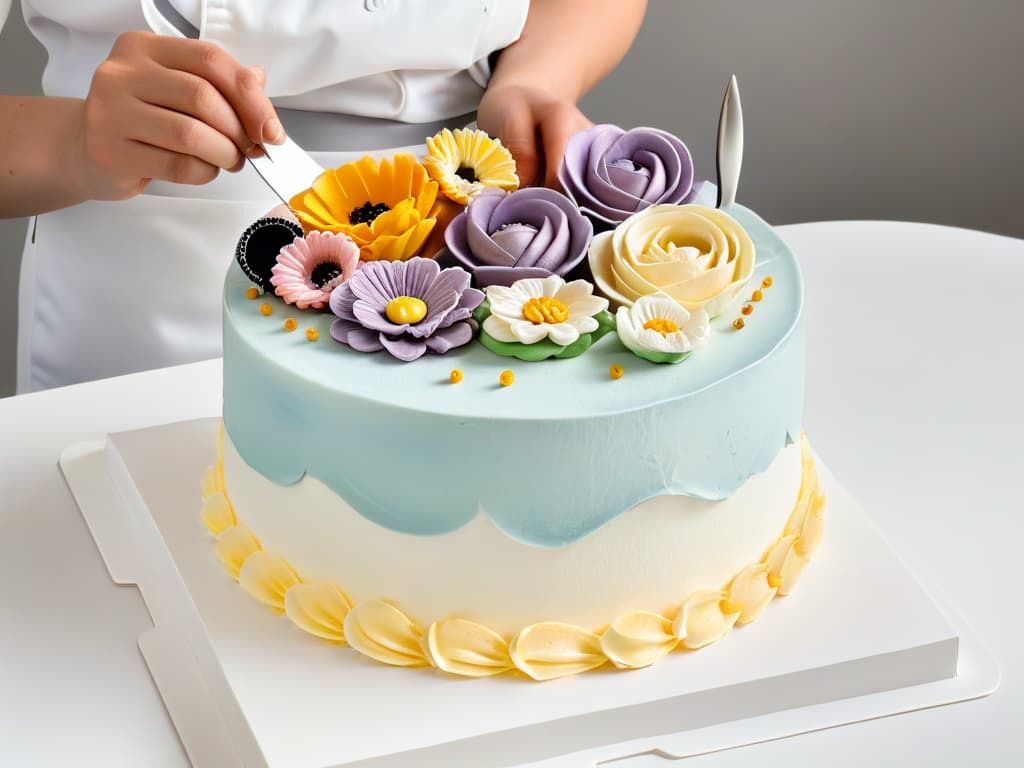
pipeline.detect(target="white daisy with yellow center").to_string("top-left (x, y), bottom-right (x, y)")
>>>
top-left (484, 276), bottom-right (609, 347)
top-left (616, 294), bottom-right (711, 363)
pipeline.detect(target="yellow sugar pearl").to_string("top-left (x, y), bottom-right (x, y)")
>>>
top-left (609, 364), bottom-right (624, 380)
top-left (741, 304), bottom-right (753, 316)
top-left (245, 287), bottom-right (260, 300)
top-left (733, 317), bottom-right (745, 330)
top-left (499, 369), bottom-right (514, 387)
top-left (284, 318), bottom-right (298, 332)
top-left (762, 276), bottom-right (774, 288)
top-left (305, 327), bottom-right (320, 342)
top-left (751, 289), bottom-right (764, 302)
top-left (450, 368), bottom-right (463, 384)
top-left (259, 303), bottom-right (273, 316)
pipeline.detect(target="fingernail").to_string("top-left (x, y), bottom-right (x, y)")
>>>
top-left (263, 117), bottom-right (284, 145)
top-left (249, 65), bottom-right (266, 84)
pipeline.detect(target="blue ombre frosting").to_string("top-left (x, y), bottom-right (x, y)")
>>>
top-left (222, 201), bottom-right (803, 548)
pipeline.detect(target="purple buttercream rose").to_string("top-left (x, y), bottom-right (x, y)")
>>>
top-left (442, 187), bottom-right (593, 288)
top-left (329, 258), bottom-right (484, 362)
top-left (558, 125), bottom-right (699, 228)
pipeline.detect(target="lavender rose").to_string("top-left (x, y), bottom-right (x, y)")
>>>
top-left (329, 258), bottom-right (484, 362)
top-left (442, 187), bottom-right (593, 288)
top-left (558, 125), bottom-right (699, 228)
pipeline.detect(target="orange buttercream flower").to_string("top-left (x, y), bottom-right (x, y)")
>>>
top-left (289, 154), bottom-right (439, 262)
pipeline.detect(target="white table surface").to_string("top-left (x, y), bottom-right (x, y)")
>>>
top-left (1, 221), bottom-right (1021, 767)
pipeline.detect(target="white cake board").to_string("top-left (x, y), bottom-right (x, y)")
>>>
top-left (60, 419), bottom-right (997, 768)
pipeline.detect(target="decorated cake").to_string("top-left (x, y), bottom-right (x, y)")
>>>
top-left (203, 123), bottom-right (825, 681)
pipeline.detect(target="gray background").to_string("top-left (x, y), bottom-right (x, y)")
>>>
top-left (1, 0), bottom-right (1022, 397)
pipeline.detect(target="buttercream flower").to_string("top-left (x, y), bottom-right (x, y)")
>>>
top-left (329, 258), bottom-right (483, 362)
top-left (270, 231), bottom-right (360, 310)
top-left (483, 275), bottom-right (608, 348)
top-left (423, 128), bottom-right (519, 205)
top-left (444, 188), bottom-right (593, 288)
top-left (288, 154), bottom-right (438, 262)
top-left (616, 294), bottom-right (711, 364)
top-left (589, 204), bottom-right (755, 317)
top-left (558, 125), bottom-right (698, 228)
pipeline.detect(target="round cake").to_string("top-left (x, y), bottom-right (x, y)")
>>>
top-left (202, 127), bottom-right (825, 680)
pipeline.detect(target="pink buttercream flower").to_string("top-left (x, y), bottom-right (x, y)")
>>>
top-left (271, 231), bottom-right (360, 310)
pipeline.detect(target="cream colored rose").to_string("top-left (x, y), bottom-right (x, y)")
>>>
top-left (588, 204), bottom-right (756, 317)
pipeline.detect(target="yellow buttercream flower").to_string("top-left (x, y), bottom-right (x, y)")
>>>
top-left (423, 128), bottom-right (519, 205)
top-left (288, 154), bottom-right (438, 262)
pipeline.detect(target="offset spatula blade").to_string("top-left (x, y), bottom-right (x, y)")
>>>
top-left (715, 74), bottom-right (744, 209)
top-left (247, 135), bottom-right (324, 207)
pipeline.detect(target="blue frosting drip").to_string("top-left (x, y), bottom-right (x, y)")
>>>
top-left (223, 202), bottom-right (804, 548)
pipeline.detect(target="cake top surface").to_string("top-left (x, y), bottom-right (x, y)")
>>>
top-left (224, 189), bottom-right (802, 422)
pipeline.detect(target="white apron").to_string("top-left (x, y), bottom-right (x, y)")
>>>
top-left (11, 0), bottom-right (528, 391)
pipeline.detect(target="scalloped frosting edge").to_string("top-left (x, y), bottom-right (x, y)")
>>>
top-left (202, 423), bottom-right (825, 681)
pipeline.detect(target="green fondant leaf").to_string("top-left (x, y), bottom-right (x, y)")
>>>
top-left (479, 330), bottom-right (570, 361)
top-left (553, 332), bottom-right (594, 359)
top-left (475, 306), bottom-right (618, 362)
top-left (473, 300), bottom-right (492, 325)
top-left (631, 348), bottom-right (693, 365)
top-left (593, 309), bottom-right (617, 336)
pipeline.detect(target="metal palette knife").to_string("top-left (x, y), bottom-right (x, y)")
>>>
top-left (247, 135), bottom-right (325, 207)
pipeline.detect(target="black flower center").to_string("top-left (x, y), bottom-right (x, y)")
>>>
top-left (455, 165), bottom-right (478, 183)
top-left (350, 201), bottom-right (390, 225)
top-left (310, 262), bottom-right (342, 289)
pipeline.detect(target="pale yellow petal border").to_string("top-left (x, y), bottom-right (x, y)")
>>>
top-left (202, 426), bottom-right (825, 681)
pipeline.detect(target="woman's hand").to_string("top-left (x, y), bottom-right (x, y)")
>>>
top-left (73, 30), bottom-right (281, 200)
top-left (476, 0), bottom-right (646, 190)
top-left (477, 82), bottom-right (592, 189)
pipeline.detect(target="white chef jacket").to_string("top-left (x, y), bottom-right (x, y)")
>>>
top-left (3, 0), bottom-right (529, 391)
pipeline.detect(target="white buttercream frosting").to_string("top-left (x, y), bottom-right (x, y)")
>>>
top-left (222, 433), bottom-right (804, 635)
top-left (206, 427), bottom-right (826, 681)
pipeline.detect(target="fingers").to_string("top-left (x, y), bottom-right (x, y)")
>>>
top-left (78, 31), bottom-right (276, 200)
top-left (478, 85), bottom-right (592, 188)
top-left (119, 139), bottom-right (221, 186)
top-left (128, 101), bottom-right (246, 173)
top-left (112, 31), bottom-right (281, 146)
top-left (150, 37), bottom-right (282, 146)
top-left (538, 106), bottom-right (592, 188)
top-left (492, 94), bottom-right (542, 188)
top-left (132, 66), bottom-right (253, 163)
